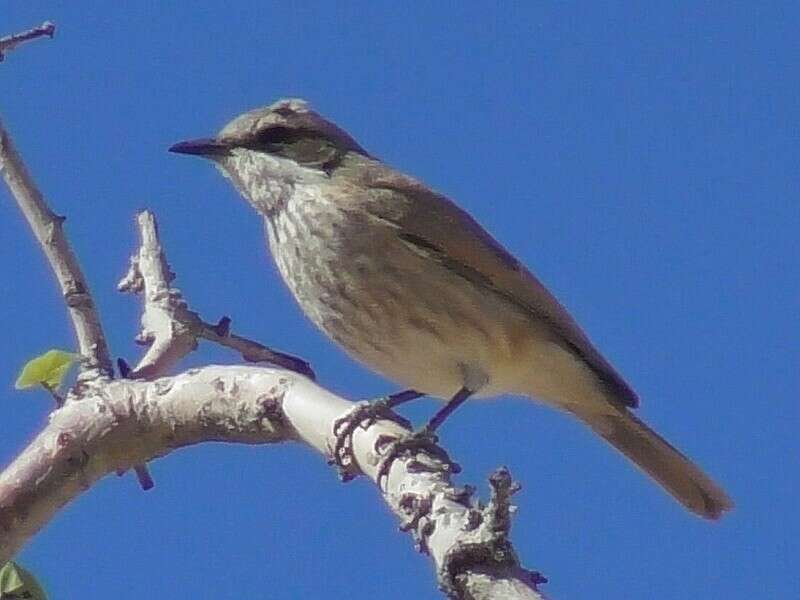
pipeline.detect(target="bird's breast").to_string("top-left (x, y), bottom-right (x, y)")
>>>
top-left (263, 184), bottom-right (535, 398)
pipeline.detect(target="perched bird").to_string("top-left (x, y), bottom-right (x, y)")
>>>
top-left (170, 99), bottom-right (732, 519)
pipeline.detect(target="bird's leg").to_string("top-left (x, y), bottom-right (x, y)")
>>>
top-left (329, 389), bottom-right (425, 481)
top-left (382, 388), bottom-right (427, 410)
top-left (424, 386), bottom-right (474, 432)
top-left (375, 387), bottom-right (474, 490)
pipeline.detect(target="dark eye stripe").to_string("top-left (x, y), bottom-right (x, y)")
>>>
top-left (255, 126), bottom-right (302, 145)
top-left (249, 125), bottom-right (369, 159)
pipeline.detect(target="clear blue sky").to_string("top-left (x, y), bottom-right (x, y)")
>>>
top-left (2, 3), bottom-right (798, 598)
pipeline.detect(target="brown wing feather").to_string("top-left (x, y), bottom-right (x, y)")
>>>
top-left (359, 168), bottom-right (638, 408)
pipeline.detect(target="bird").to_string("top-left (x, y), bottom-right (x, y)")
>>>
top-left (169, 98), bottom-right (733, 519)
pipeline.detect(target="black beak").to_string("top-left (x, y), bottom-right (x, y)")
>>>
top-left (168, 137), bottom-right (231, 157)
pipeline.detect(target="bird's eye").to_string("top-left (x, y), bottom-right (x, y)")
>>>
top-left (254, 126), bottom-right (298, 145)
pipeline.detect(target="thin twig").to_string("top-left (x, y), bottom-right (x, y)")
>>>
top-left (0, 22), bottom-right (55, 62)
top-left (0, 117), bottom-right (112, 381)
top-left (196, 322), bottom-right (315, 380)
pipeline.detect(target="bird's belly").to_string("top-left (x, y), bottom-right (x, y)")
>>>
top-left (265, 205), bottom-right (531, 399)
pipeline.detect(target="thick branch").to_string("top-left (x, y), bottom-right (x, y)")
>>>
top-left (0, 366), bottom-right (544, 599)
top-left (0, 116), bottom-right (112, 381)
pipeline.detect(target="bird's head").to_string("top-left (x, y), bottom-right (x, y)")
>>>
top-left (169, 99), bottom-right (369, 213)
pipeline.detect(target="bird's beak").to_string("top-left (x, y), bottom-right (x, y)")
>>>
top-left (168, 137), bottom-right (231, 157)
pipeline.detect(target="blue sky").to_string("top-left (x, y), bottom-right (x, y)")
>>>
top-left (2, 3), bottom-right (798, 598)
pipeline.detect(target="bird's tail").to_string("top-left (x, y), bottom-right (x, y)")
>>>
top-left (572, 404), bottom-right (733, 519)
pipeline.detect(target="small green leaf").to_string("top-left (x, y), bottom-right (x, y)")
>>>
top-left (15, 350), bottom-right (78, 390)
top-left (0, 561), bottom-right (48, 599)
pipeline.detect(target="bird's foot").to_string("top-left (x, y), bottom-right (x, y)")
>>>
top-left (329, 397), bottom-right (413, 482)
top-left (375, 426), bottom-right (461, 492)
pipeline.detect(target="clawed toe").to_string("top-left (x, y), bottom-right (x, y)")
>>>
top-left (375, 427), bottom-right (461, 491)
top-left (329, 398), bottom-right (413, 481)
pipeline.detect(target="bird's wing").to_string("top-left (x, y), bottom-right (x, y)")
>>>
top-left (361, 171), bottom-right (638, 408)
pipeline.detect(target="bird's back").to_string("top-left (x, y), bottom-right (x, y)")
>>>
top-left (337, 158), bottom-right (638, 405)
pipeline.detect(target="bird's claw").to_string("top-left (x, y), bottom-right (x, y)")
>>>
top-left (375, 427), bottom-right (461, 492)
top-left (329, 397), bottom-right (413, 481)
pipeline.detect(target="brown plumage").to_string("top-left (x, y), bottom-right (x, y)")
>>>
top-left (170, 98), bottom-right (732, 519)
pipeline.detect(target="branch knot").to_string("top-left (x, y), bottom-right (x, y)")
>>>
top-left (436, 467), bottom-right (540, 598)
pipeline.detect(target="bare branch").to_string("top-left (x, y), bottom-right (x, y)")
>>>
top-left (113, 210), bottom-right (309, 489)
top-left (0, 116), bottom-right (112, 381)
top-left (0, 366), bottom-right (545, 599)
top-left (0, 113), bottom-right (150, 486)
top-left (117, 211), bottom-right (198, 380)
top-left (0, 366), bottom-right (294, 563)
top-left (0, 22), bottom-right (55, 62)
top-left (118, 211), bottom-right (314, 380)
top-left (114, 208), bottom-right (313, 490)
top-left (195, 321), bottom-right (315, 379)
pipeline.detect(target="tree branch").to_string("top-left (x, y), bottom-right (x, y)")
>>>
top-left (0, 365), bottom-right (544, 599)
top-left (117, 211), bottom-right (314, 381)
top-left (0, 110), bottom-right (154, 487)
top-left (0, 22), bottom-right (55, 62)
top-left (0, 115), bottom-right (112, 382)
